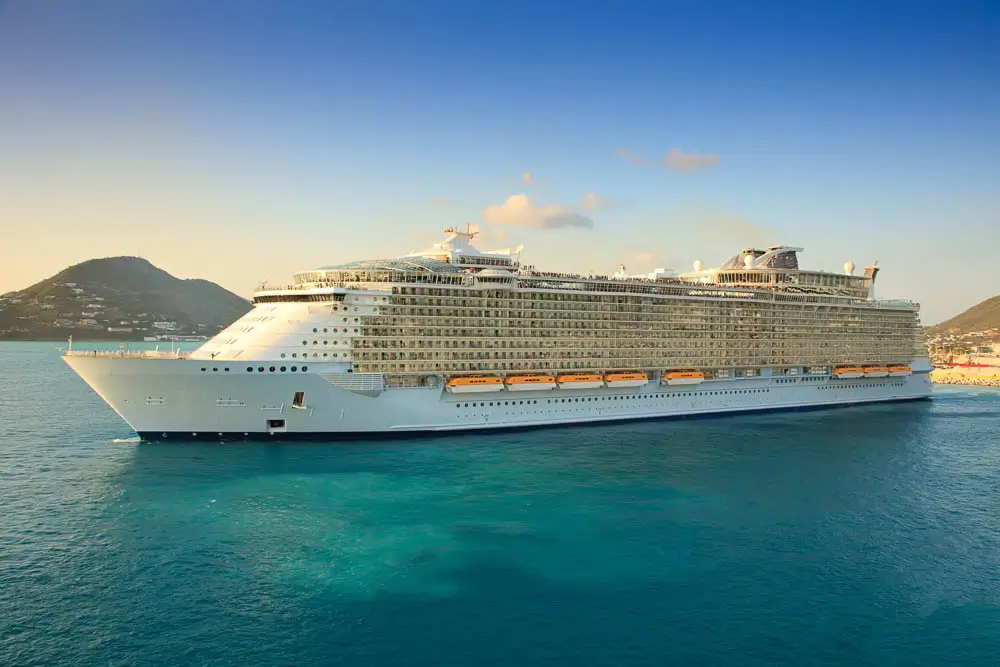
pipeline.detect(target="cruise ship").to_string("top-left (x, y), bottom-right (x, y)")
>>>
top-left (64, 226), bottom-right (931, 440)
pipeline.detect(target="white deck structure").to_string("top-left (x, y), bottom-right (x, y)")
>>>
top-left (64, 227), bottom-right (931, 440)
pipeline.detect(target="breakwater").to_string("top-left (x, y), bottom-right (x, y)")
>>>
top-left (931, 367), bottom-right (1000, 387)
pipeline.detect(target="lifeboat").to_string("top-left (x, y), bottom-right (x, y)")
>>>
top-left (661, 370), bottom-right (706, 386)
top-left (557, 373), bottom-right (605, 390)
top-left (445, 376), bottom-right (503, 393)
top-left (831, 366), bottom-right (865, 379)
top-left (864, 366), bottom-right (890, 378)
top-left (604, 372), bottom-right (649, 388)
top-left (505, 375), bottom-right (557, 391)
top-left (888, 365), bottom-right (912, 377)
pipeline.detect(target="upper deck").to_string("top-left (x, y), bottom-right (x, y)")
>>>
top-left (252, 227), bottom-right (905, 310)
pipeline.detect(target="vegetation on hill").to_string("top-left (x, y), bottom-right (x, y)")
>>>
top-left (0, 257), bottom-right (250, 340)
top-left (928, 295), bottom-right (1000, 335)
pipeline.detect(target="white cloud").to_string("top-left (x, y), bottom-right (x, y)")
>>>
top-left (427, 196), bottom-right (456, 210)
top-left (615, 148), bottom-right (646, 164)
top-left (685, 204), bottom-right (776, 246)
top-left (483, 194), bottom-right (594, 231)
top-left (662, 148), bottom-right (720, 172)
top-left (580, 192), bottom-right (611, 211)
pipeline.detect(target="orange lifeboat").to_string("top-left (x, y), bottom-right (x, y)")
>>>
top-left (888, 364), bottom-right (912, 377)
top-left (864, 366), bottom-right (890, 378)
top-left (504, 375), bottom-right (557, 391)
top-left (557, 373), bottom-right (605, 390)
top-left (661, 370), bottom-right (706, 386)
top-left (445, 376), bottom-right (503, 394)
top-left (832, 366), bottom-right (865, 379)
top-left (604, 372), bottom-right (648, 388)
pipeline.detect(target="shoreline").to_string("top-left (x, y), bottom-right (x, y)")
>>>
top-left (932, 377), bottom-right (1000, 388)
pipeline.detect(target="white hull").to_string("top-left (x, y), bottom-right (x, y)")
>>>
top-left (446, 384), bottom-right (503, 394)
top-left (663, 377), bottom-right (705, 386)
top-left (63, 355), bottom-right (934, 440)
top-left (505, 383), bottom-right (556, 392)
top-left (605, 379), bottom-right (649, 388)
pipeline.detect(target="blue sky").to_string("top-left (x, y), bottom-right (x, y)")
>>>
top-left (0, 0), bottom-right (997, 323)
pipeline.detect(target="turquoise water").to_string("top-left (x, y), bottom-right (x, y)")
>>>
top-left (2, 342), bottom-right (1000, 666)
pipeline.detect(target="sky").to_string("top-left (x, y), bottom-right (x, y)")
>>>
top-left (0, 0), bottom-right (997, 324)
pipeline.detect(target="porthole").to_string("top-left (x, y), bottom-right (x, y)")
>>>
top-left (247, 367), bottom-right (253, 372)
top-left (291, 366), bottom-right (297, 372)
top-left (224, 368), bottom-right (230, 372)
top-left (258, 367), bottom-right (264, 372)
top-left (302, 340), bottom-right (307, 346)
top-left (212, 368), bottom-right (218, 372)
top-left (280, 366), bottom-right (286, 372)
top-left (313, 340), bottom-right (318, 345)
top-left (292, 353), bottom-right (297, 358)
top-left (323, 353), bottom-right (328, 357)
top-left (201, 367), bottom-right (206, 372)
top-left (302, 366), bottom-right (307, 372)
top-left (269, 366), bottom-right (276, 372)
top-left (323, 328), bottom-right (328, 333)
top-left (281, 353), bottom-right (286, 358)
top-left (312, 328), bottom-right (317, 333)
top-left (323, 340), bottom-right (328, 345)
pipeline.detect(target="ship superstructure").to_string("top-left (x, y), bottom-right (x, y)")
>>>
top-left (64, 227), bottom-right (931, 439)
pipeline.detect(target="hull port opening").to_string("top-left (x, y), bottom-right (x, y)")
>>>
top-left (267, 419), bottom-right (286, 433)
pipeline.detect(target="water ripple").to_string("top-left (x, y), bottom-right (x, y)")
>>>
top-left (2, 342), bottom-right (1000, 666)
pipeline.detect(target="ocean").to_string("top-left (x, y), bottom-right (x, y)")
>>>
top-left (2, 341), bottom-right (1000, 666)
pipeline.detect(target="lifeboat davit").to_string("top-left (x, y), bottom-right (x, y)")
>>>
top-left (864, 366), bottom-right (890, 378)
top-left (604, 372), bottom-right (648, 388)
top-left (446, 376), bottom-right (503, 393)
top-left (557, 373), bottom-right (605, 390)
top-left (832, 366), bottom-right (865, 379)
top-left (888, 365), bottom-right (912, 377)
top-left (505, 375), bottom-right (557, 391)
top-left (662, 370), bottom-right (706, 386)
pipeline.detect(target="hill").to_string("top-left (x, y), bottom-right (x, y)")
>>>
top-left (0, 257), bottom-right (251, 341)
top-left (927, 295), bottom-right (1000, 335)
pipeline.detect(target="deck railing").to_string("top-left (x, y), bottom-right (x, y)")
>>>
top-left (62, 349), bottom-right (190, 359)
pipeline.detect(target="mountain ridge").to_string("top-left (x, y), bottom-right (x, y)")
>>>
top-left (0, 256), bottom-right (251, 340)
top-left (927, 294), bottom-right (1000, 335)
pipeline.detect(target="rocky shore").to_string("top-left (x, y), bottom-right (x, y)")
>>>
top-left (932, 376), bottom-right (1000, 387)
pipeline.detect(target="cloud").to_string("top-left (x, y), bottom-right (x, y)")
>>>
top-left (427, 196), bottom-right (456, 210)
top-left (467, 222), bottom-right (511, 248)
top-left (662, 148), bottom-right (720, 172)
top-left (580, 192), bottom-right (612, 211)
top-left (522, 172), bottom-right (534, 184)
top-left (483, 194), bottom-right (594, 231)
top-left (615, 148), bottom-right (646, 164)
top-left (686, 204), bottom-right (776, 246)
